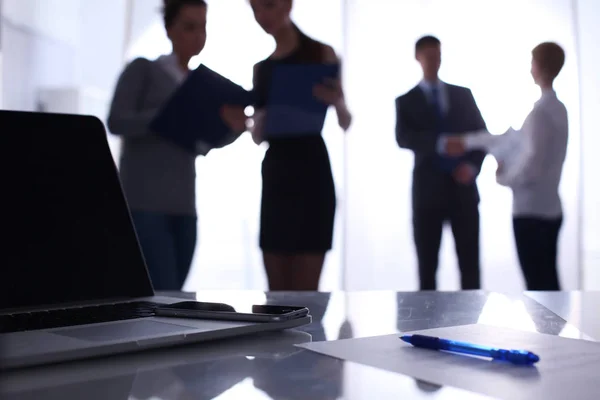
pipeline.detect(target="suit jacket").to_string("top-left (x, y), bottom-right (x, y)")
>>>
top-left (395, 83), bottom-right (487, 209)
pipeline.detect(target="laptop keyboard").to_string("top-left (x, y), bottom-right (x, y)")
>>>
top-left (0, 301), bottom-right (161, 334)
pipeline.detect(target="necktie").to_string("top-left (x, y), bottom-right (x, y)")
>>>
top-left (430, 85), bottom-right (457, 172)
top-left (430, 85), bottom-right (444, 134)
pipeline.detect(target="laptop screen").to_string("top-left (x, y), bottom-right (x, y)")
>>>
top-left (0, 111), bottom-right (154, 310)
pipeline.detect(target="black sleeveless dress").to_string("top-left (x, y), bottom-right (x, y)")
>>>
top-left (253, 33), bottom-right (336, 253)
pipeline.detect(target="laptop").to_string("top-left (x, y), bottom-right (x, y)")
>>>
top-left (0, 330), bottom-right (311, 399)
top-left (0, 110), bottom-right (311, 370)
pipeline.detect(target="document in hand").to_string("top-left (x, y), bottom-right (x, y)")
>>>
top-left (299, 324), bottom-right (600, 400)
top-left (263, 63), bottom-right (340, 138)
top-left (151, 64), bottom-right (253, 154)
top-left (464, 128), bottom-right (521, 164)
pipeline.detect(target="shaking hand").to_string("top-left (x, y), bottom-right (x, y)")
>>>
top-left (444, 135), bottom-right (467, 157)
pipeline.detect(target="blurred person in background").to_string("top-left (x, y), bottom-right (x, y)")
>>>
top-left (108, 0), bottom-right (213, 291)
top-left (395, 35), bottom-right (488, 291)
top-left (222, 0), bottom-right (352, 291)
top-left (442, 42), bottom-right (568, 291)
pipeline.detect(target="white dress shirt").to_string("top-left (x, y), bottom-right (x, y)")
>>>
top-left (419, 79), bottom-right (449, 114)
top-left (463, 89), bottom-right (568, 218)
top-left (463, 127), bottom-right (520, 166)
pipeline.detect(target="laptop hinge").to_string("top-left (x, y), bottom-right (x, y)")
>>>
top-left (0, 296), bottom-right (152, 315)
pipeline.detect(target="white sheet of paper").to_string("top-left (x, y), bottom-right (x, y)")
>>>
top-left (464, 128), bottom-right (521, 163)
top-left (298, 324), bottom-right (600, 400)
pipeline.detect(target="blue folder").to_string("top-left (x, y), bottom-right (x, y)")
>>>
top-left (151, 64), bottom-right (253, 154)
top-left (263, 63), bottom-right (340, 138)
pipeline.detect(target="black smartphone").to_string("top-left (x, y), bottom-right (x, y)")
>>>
top-left (154, 301), bottom-right (310, 323)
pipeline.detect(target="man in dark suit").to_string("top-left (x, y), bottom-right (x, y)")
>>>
top-left (395, 35), bottom-right (488, 290)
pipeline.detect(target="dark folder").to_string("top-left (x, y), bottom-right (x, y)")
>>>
top-left (263, 63), bottom-right (340, 138)
top-left (151, 64), bottom-right (253, 154)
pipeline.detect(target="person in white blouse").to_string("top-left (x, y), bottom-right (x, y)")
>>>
top-left (441, 42), bottom-right (568, 291)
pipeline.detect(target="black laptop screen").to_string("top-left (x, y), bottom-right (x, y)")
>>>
top-left (0, 111), bottom-right (154, 310)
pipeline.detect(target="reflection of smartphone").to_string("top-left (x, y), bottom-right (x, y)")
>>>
top-left (154, 301), bottom-right (309, 323)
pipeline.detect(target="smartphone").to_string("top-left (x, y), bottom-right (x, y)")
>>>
top-left (154, 301), bottom-right (309, 323)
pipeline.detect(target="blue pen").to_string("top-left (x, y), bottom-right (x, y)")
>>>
top-left (400, 334), bottom-right (540, 365)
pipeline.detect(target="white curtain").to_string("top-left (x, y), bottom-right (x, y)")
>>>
top-left (577, 0), bottom-right (600, 290)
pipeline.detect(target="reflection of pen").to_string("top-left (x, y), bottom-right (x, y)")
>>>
top-left (400, 334), bottom-right (540, 365)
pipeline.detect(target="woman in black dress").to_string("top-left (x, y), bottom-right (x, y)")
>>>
top-left (225, 0), bottom-right (351, 290)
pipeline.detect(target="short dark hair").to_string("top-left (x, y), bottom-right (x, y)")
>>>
top-left (532, 42), bottom-right (565, 81)
top-left (163, 0), bottom-right (206, 29)
top-left (415, 35), bottom-right (441, 53)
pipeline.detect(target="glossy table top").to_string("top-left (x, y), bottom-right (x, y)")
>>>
top-left (525, 291), bottom-right (600, 340)
top-left (1, 290), bottom-right (597, 400)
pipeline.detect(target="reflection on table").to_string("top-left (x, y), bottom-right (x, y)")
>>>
top-left (0, 290), bottom-right (594, 400)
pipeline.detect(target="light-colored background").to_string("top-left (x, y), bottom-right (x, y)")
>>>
top-left (1, 0), bottom-right (598, 292)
